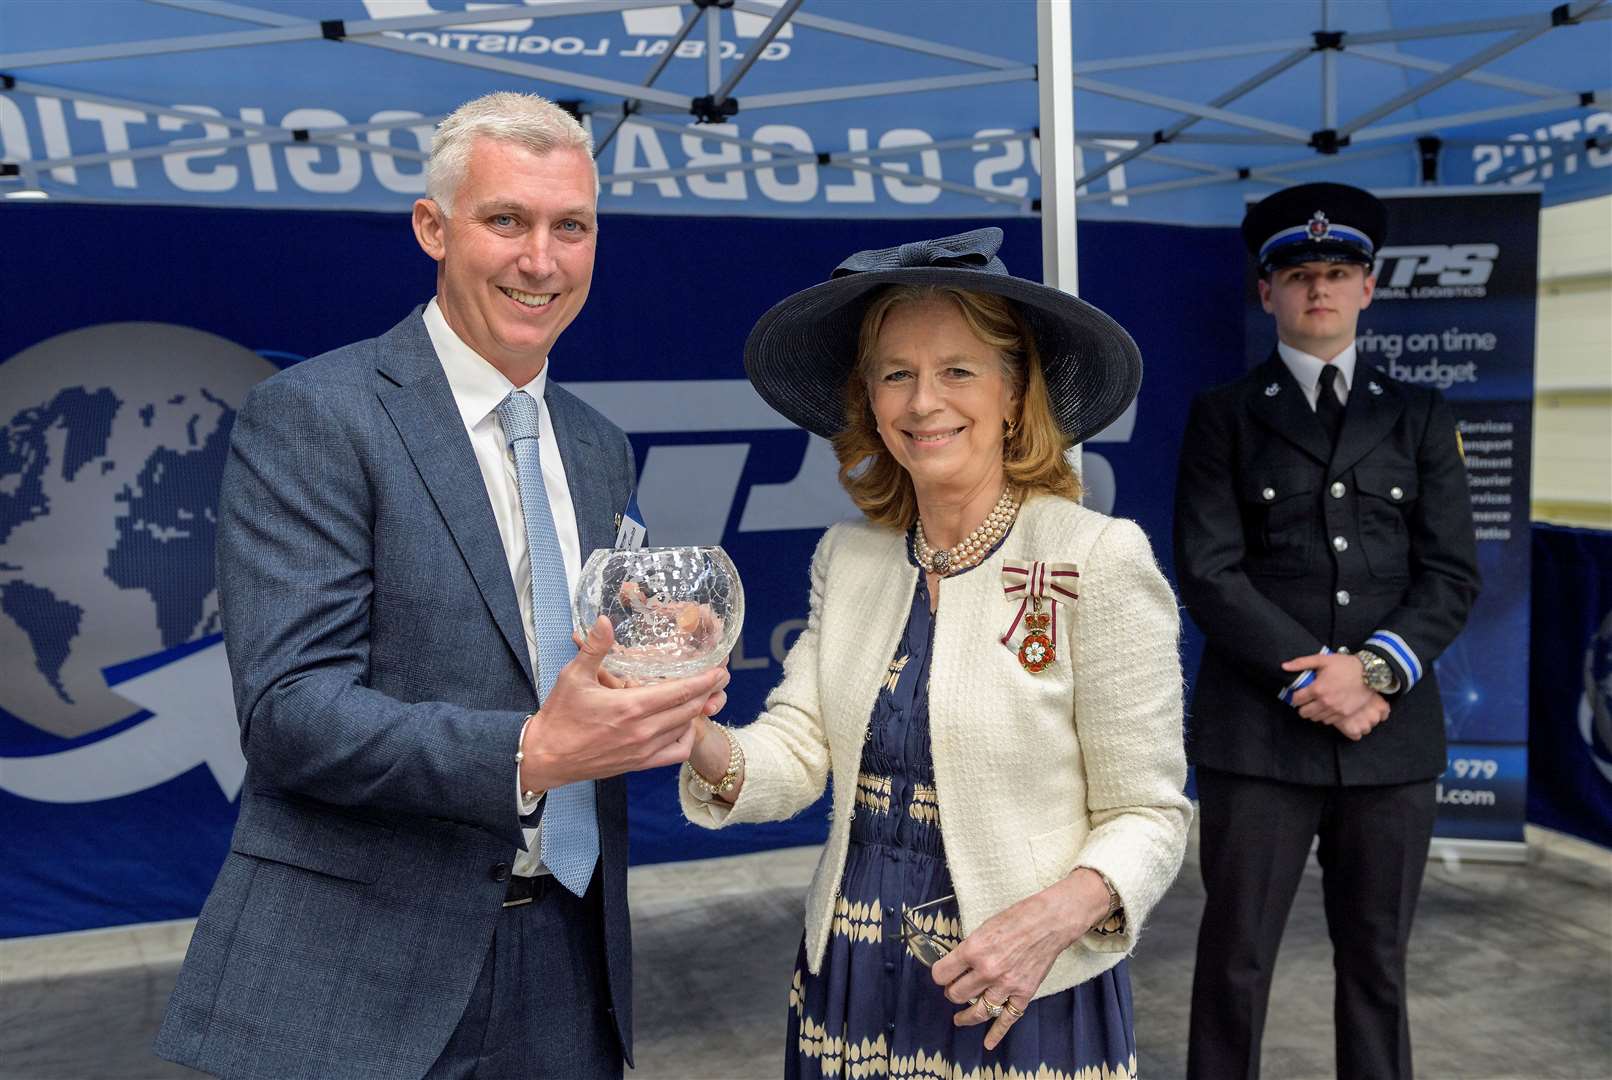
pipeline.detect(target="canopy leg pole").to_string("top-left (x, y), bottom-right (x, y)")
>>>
top-left (1037, 0), bottom-right (1084, 483)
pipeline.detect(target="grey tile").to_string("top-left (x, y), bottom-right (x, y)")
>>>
top-left (1, 831), bottom-right (1607, 1080)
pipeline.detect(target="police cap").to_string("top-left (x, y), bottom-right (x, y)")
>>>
top-left (1242, 182), bottom-right (1387, 274)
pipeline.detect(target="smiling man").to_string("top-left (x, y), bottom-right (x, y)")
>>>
top-left (154, 93), bottom-right (728, 1080)
top-left (1174, 183), bottom-right (1480, 1080)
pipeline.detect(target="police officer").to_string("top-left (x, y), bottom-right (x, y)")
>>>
top-left (1175, 182), bottom-right (1481, 1080)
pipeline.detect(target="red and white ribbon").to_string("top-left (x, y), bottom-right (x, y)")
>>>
top-left (999, 560), bottom-right (1079, 652)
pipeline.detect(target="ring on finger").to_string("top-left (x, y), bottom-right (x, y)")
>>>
top-left (979, 996), bottom-right (1006, 1018)
top-left (1002, 999), bottom-right (1025, 1019)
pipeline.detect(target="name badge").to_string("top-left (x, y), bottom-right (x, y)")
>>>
top-left (615, 491), bottom-right (647, 551)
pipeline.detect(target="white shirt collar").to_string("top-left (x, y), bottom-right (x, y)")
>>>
top-left (423, 297), bottom-right (547, 431)
top-left (1277, 339), bottom-right (1356, 395)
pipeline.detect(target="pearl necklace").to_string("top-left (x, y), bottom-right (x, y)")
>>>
top-left (913, 489), bottom-right (1020, 576)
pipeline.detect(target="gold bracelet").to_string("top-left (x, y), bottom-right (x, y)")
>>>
top-left (1092, 872), bottom-right (1126, 936)
top-left (687, 724), bottom-right (743, 797)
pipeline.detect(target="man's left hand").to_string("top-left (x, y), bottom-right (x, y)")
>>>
top-left (1282, 651), bottom-right (1374, 724)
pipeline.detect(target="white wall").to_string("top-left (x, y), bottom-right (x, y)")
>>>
top-left (1533, 194), bottom-right (1612, 528)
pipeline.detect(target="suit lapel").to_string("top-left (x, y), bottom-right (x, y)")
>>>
top-left (1248, 353), bottom-right (1332, 465)
top-left (1329, 365), bottom-right (1405, 478)
top-left (545, 384), bottom-right (611, 560)
top-left (373, 311), bottom-right (535, 688)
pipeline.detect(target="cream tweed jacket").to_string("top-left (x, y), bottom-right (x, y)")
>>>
top-left (681, 495), bottom-right (1192, 999)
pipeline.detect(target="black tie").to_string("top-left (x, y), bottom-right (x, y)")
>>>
top-left (1316, 365), bottom-right (1344, 449)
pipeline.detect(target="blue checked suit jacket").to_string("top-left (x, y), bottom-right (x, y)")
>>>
top-left (155, 309), bottom-right (637, 1079)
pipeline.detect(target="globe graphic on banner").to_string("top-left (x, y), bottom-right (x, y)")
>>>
top-left (0, 324), bottom-right (277, 740)
top-left (1582, 610), bottom-right (1612, 785)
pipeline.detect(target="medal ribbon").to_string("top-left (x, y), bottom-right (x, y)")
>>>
top-left (1000, 561), bottom-right (1079, 653)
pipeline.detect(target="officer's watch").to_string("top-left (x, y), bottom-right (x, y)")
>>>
top-left (1358, 649), bottom-right (1400, 694)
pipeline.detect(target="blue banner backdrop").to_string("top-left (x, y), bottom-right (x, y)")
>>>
top-left (1529, 524), bottom-right (1612, 850)
top-left (1241, 187), bottom-right (1539, 843)
top-left (0, 202), bottom-right (1244, 937)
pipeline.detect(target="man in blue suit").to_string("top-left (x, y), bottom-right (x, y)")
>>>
top-left (155, 92), bottom-right (729, 1079)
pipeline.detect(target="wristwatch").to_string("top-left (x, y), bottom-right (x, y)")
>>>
top-left (1358, 649), bottom-right (1400, 694)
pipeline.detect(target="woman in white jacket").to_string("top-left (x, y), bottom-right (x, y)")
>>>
top-left (681, 227), bottom-right (1191, 1080)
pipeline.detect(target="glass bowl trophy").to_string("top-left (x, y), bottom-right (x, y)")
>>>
top-left (573, 546), bottom-right (744, 680)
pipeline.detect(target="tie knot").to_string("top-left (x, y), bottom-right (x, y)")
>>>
top-left (1317, 365), bottom-right (1340, 393)
top-left (496, 390), bottom-right (542, 446)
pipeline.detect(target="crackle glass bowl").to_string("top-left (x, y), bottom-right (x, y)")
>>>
top-left (573, 546), bottom-right (744, 681)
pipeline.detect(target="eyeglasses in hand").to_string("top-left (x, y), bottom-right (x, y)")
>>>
top-left (900, 894), bottom-right (957, 968)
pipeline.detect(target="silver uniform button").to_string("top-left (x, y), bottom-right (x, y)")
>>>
top-left (1332, 535), bottom-right (1349, 552)
top-left (1262, 487), bottom-right (1276, 501)
top-left (1330, 481), bottom-right (1346, 498)
top-left (1336, 590), bottom-right (1351, 605)
top-left (1390, 485), bottom-right (1405, 500)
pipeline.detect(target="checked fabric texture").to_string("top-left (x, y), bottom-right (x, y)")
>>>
top-left (497, 389), bottom-right (599, 897)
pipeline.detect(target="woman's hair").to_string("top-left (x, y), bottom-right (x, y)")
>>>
top-left (426, 91), bottom-right (597, 216)
top-left (831, 285), bottom-right (1081, 529)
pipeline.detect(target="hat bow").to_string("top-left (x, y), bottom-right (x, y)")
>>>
top-left (831, 227), bottom-right (1007, 278)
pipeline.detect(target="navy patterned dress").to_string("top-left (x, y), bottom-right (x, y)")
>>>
top-left (785, 546), bottom-right (1138, 1080)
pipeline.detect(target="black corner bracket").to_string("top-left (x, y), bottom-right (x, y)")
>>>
top-left (292, 129), bottom-right (311, 143)
top-left (1312, 30), bottom-right (1345, 51)
top-left (556, 99), bottom-right (583, 123)
top-left (1551, 3), bottom-right (1580, 26)
top-left (816, 151), bottom-right (831, 166)
top-left (1, 162), bottom-right (20, 177)
top-left (690, 95), bottom-right (739, 123)
top-left (1237, 166), bottom-right (1252, 180)
top-left (320, 19), bottom-right (346, 41)
top-left (692, 0), bottom-right (734, 8)
top-left (1309, 128), bottom-right (1350, 155)
top-left (1030, 197), bottom-right (1042, 213)
top-left (0, 74), bottom-right (14, 91)
top-left (1580, 90), bottom-right (1597, 107)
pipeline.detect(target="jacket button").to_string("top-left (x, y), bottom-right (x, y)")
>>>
top-left (1330, 481), bottom-right (1346, 498)
top-left (489, 862), bottom-right (511, 882)
top-left (1262, 487), bottom-right (1276, 501)
top-left (1336, 590), bottom-right (1351, 605)
top-left (1332, 535), bottom-right (1349, 552)
top-left (1390, 485), bottom-right (1405, 500)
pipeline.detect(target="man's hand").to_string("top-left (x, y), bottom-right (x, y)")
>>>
top-left (1282, 651), bottom-right (1375, 725)
top-left (521, 617), bottom-right (729, 792)
top-left (1331, 694), bottom-right (1390, 741)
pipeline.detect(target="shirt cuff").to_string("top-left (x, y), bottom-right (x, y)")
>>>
top-left (1277, 645), bottom-right (1332, 706)
top-left (517, 715), bottom-right (544, 815)
top-left (1364, 630), bottom-right (1422, 691)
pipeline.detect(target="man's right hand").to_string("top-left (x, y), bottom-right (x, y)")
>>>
top-left (519, 616), bottom-right (729, 792)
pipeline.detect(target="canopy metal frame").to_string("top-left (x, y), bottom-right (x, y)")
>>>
top-left (1, 0), bottom-right (1608, 214)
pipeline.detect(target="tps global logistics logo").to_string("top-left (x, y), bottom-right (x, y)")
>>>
top-left (0, 325), bottom-right (274, 804)
top-left (360, 0), bottom-right (795, 59)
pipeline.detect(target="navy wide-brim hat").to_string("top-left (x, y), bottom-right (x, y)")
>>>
top-left (742, 227), bottom-right (1143, 443)
top-left (1242, 182), bottom-right (1387, 273)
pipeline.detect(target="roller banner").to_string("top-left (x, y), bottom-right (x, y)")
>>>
top-left (1243, 187), bottom-right (1538, 847)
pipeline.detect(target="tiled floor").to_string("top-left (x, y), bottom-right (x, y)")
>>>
top-left (3, 828), bottom-right (1607, 1080)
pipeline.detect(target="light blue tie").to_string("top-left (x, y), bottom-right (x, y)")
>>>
top-left (496, 389), bottom-right (599, 897)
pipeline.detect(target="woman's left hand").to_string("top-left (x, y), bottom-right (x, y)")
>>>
top-left (929, 867), bottom-right (1113, 1050)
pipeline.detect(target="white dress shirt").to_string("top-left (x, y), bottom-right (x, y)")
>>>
top-left (1277, 340), bottom-right (1356, 411)
top-left (423, 297), bottom-right (581, 877)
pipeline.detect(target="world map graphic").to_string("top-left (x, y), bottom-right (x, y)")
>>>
top-left (0, 324), bottom-right (277, 740)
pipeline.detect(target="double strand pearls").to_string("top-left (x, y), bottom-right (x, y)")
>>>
top-left (913, 488), bottom-right (1020, 576)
